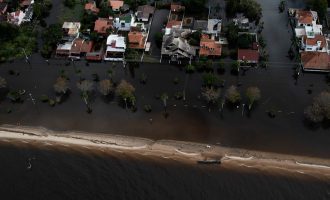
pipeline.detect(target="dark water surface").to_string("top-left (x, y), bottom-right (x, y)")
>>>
top-left (0, 143), bottom-right (329, 200)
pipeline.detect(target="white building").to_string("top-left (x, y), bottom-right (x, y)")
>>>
top-left (114, 14), bottom-right (135, 31)
top-left (104, 34), bottom-right (126, 61)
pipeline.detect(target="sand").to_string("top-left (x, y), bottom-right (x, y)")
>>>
top-left (0, 124), bottom-right (329, 177)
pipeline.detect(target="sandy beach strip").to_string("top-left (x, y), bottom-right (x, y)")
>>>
top-left (0, 124), bottom-right (329, 175)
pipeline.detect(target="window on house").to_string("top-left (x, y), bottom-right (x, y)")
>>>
top-left (121, 23), bottom-right (125, 27)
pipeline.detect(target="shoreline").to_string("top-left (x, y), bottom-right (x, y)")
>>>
top-left (0, 124), bottom-right (329, 175)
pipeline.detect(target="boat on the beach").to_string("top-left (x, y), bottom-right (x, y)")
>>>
top-left (197, 159), bottom-right (221, 165)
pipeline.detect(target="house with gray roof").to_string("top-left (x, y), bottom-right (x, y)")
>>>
top-left (161, 28), bottom-right (196, 62)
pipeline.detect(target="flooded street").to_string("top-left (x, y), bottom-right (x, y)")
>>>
top-left (0, 0), bottom-right (329, 158)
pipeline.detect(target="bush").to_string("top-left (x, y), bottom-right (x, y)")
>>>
top-left (40, 95), bottom-right (49, 102)
top-left (48, 99), bottom-right (56, 107)
top-left (144, 105), bottom-right (152, 113)
top-left (174, 92), bottom-right (183, 100)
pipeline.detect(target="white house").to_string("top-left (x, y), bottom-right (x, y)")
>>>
top-left (203, 19), bottom-right (222, 37)
top-left (104, 34), bottom-right (126, 61)
top-left (114, 14), bottom-right (135, 31)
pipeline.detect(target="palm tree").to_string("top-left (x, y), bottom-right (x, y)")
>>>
top-left (183, 64), bottom-right (195, 101)
top-left (0, 77), bottom-right (7, 89)
top-left (53, 77), bottom-right (69, 94)
top-left (98, 79), bottom-right (113, 96)
top-left (246, 87), bottom-right (261, 110)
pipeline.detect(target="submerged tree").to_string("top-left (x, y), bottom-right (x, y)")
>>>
top-left (160, 93), bottom-right (169, 118)
top-left (77, 80), bottom-right (94, 110)
top-left (54, 77), bottom-right (69, 94)
top-left (225, 85), bottom-right (241, 105)
top-left (304, 91), bottom-right (330, 123)
top-left (202, 87), bottom-right (221, 111)
top-left (98, 79), bottom-right (113, 96)
top-left (246, 86), bottom-right (261, 110)
top-left (0, 77), bottom-right (7, 89)
top-left (116, 80), bottom-right (135, 108)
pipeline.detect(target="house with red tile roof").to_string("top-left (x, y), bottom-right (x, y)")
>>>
top-left (237, 49), bottom-right (259, 64)
top-left (108, 0), bottom-right (123, 12)
top-left (128, 31), bottom-right (147, 49)
top-left (301, 34), bottom-right (327, 52)
top-left (69, 39), bottom-right (93, 59)
top-left (94, 17), bottom-right (113, 34)
top-left (199, 34), bottom-right (221, 57)
top-left (300, 51), bottom-right (330, 72)
top-left (85, 1), bottom-right (100, 14)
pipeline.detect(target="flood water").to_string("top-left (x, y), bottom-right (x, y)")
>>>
top-left (0, 143), bottom-right (329, 200)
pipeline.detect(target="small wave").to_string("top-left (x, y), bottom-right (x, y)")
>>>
top-left (21, 140), bottom-right (29, 144)
top-left (1, 139), bottom-right (10, 142)
top-left (43, 142), bottom-right (53, 146)
top-left (175, 149), bottom-right (200, 156)
top-left (239, 164), bottom-right (254, 168)
top-left (224, 155), bottom-right (254, 161)
top-left (296, 162), bottom-right (330, 169)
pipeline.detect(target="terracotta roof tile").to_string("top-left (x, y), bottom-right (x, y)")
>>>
top-left (303, 35), bottom-right (326, 48)
top-left (94, 18), bottom-right (113, 34)
top-left (109, 0), bottom-right (123, 10)
top-left (301, 51), bottom-right (330, 71)
top-left (237, 49), bottom-right (259, 63)
top-left (128, 31), bottom-right (146, 49)
top-left (199, 34), bottom-right (221, 57)
top-left (85, 2), bottom-right (100, 13)
top-left (296, 10), bottom-right (313, 25)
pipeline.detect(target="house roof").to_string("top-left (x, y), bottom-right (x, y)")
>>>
top-left (128, 31), bottom-right (146, 49)
top-left (296, 10), bottom-right (313, 25)
top-left (109, 0), bottom-right (123, 10)
top-left (199, 34), bottom-right (221, 57)
top-left (118, 14), bottom-right (132, 23)
top-left (81, 40), bottom-right (93, 53)
top-left (237, 49), bottom-right (259, 62)
top-left (303, 34), bottom-right (326, 48)
top-left (85, 2), bottom-right (100, 13)
top-left (136, 5), bottom-right (155, 19)
top-left (193, 20), bottom-right (207, 30)
top-left (166, 20), bottom-right (181, 28)
top-left (301, 51), bottom-right (330, 71)
top-left (70, 38), bottom-right (84, 53)
top-left (106, 34), bottom-right (126, 49)
top-left (94, 18), bottom-right (113, 34)
top-left (170, 3), bottom-right (185, 12)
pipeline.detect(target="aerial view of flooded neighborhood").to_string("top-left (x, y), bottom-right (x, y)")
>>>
top-left (0, 0), bottom-right (329, 199)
